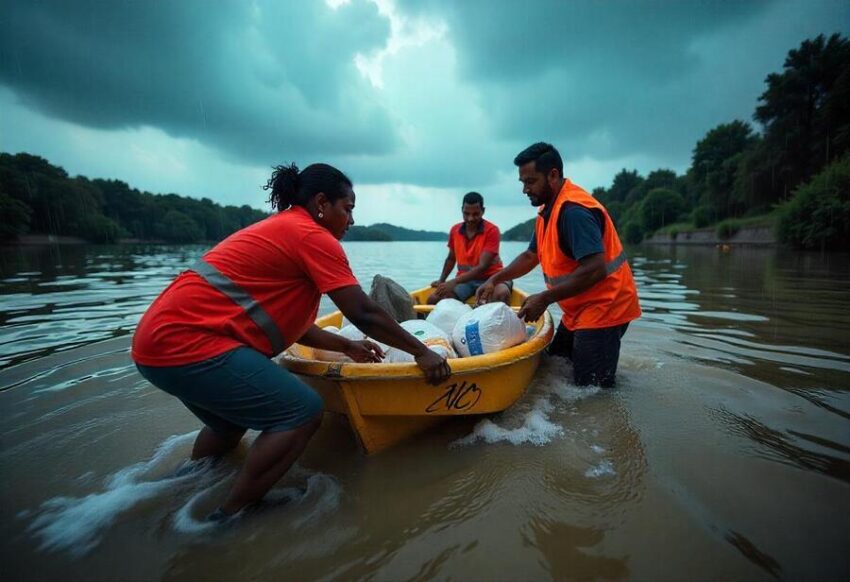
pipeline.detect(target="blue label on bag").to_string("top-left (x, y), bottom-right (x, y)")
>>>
top-left (465, 321), bottom-right (484, 355)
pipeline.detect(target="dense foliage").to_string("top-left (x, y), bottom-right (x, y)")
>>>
top-left (776, 156), bottom-right (850, 251)
top-left (0, 153), bottom-right (269, 243)
top-left (504, 34), bottom-right (849, 250)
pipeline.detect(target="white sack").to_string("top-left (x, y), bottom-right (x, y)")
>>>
top-left (382, 319), bottom-right (457, 362)
top-left (452, 302), bottom-right (526, 357)
top-left (426, 298), bottom-right (472, 336)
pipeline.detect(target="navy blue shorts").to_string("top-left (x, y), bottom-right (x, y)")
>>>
top-left (136, 347), bottom-right (323, 435)
top-left (547, 322), bottom-right (630, 387)
top-left (454, 279), bottom-right (513, 302)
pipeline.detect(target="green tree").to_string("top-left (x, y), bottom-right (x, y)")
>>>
top-left (640, 188), bottom-right (684, 232)
top-left (78, 214), bottom-right (122, 243)
top-left (157, 210), bottom-right (204, 243)
top-left (606, 169), bottom-right (644, 204)
top-left (691, 121), bottom-right (757, 218)
top-left (777, 156), bottom-right (850, 250)
top-left (0, 190), bottom-right (32, 240)
top-left (751, 34), bottom-right (850, 203)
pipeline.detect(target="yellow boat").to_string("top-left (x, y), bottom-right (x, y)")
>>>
top-left (279, 287), bottom-right (554, 454)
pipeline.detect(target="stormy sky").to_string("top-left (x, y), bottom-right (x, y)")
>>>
top-left (1, 0), bottom-right (848, 231)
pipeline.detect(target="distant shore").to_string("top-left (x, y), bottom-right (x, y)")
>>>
top-left (642, 225), bottom-right (777, 246)
top-left (6, 235), bottom-right (168, 246)
top-left (3, 234), bottom-right (444, 246)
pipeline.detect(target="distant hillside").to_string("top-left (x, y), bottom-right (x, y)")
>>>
top-left (345, 225), bottom-right (392, 241)
top-left (369, 223), bottom-right (447, 241)
top-left (502, 218), bottom-right (535, 241)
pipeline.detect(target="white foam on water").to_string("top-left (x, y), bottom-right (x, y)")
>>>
top-left (584, 460), bottom-right (616, 478)
top-left (172, 469), bottom-right (342, 534)
top-left (451, 358), bottom-right (595, 448)
top-left (172, 488), bottom-right (225, 534)
top-left (590, 445), bottom-right (606, 454)
top-left (452, 397), bottom-right (565, 448)
top-left (291, 473), bottom-right (343, 528)
top-left (27, 431), bottom-right (208, 556)
top-left (552, 383), bottom-right (601, 402)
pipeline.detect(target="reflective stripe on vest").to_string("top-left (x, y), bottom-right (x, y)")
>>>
top-left (542, 250), bottom-right (628, 286)
top-left (192, 259), bottom-right (286, 354)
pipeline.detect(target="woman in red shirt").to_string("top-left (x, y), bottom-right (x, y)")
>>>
top-left (133, 162), bottom-right (450, 521)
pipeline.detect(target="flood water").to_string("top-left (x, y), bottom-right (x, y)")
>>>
top-left (1, 241), bottom-right (848, 581)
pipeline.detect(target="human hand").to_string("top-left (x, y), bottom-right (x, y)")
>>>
top-left (475, 280), bottom-right (496, 305)
top-left (517, 292), bottom-right (549, 322)
top-left (414, 348), bottom-right (451, 385)
top-left (435, 280), bottom-right (456, 298)
top-left (430, 279), bottom-right (442, 288)
top-left (344, 339), bottom-right (385, 363)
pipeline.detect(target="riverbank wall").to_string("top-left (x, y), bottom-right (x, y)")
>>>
top-left (643, 226), bottom-right (776, 246)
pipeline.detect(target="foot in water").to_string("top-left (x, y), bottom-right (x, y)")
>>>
top-left (206, 507), bottom-right (239, 524)
top-left (206, 484), bottom-right (308, 524)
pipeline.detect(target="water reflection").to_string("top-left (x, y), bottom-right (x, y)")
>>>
top-left (2, 242), bottom-right (849, 580)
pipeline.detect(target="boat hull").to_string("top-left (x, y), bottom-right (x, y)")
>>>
top-left (279, 287), bottom-right (553, 453)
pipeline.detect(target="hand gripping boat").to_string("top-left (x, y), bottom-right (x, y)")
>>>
top-left (279, 287), bottom-right (554, 454)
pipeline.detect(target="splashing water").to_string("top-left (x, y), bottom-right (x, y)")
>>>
top-left (26, 431), bottom-right (213, 556)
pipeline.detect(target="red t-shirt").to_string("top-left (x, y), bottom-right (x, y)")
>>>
top-left (448, 219), bottom-right (503, 279)
top-left (132, 206), bottom-right (358, 367)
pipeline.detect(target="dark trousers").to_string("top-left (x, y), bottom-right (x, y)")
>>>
top-left (547, 322), bottom-right (630, 387)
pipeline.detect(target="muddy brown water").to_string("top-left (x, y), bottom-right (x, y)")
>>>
top-left (1, 242), bottom-right (848, 581)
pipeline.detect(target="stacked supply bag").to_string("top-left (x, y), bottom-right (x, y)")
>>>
top-left (451, 302), bottom-right (527, 357)
top-left (303, 274), bottom-right (530, 362)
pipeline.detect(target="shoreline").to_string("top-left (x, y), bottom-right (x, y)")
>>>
top-left (6, 226), bottom-right (778, 247)
top-left (641, 225), bottom-right (776, 246)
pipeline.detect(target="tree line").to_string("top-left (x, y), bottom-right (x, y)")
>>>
top-left (0, 153), bottom-right (269, 243)
top-left (505, 33), bottom-right (850, 251)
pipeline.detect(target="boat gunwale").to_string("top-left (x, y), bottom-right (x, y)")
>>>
top-left (280, 288), bottom-right (554, 381)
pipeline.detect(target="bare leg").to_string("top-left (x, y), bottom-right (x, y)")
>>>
top-left (492, 283), bottom-right (512, 305)
top-left (426, 291), bottom-right (441, 304)
top-left (219, 415), bottom-right (322, 514)
top-left (191, 426), bottom-right (246, 460)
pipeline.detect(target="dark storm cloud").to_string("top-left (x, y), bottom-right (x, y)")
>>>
top-left (399, 0), bottom-right (848, 163)
top-left (0, 0), bottom-right (397, 161)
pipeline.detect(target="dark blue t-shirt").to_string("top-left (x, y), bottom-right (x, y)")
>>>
top-left (528, 202), bottom-right (604, 260)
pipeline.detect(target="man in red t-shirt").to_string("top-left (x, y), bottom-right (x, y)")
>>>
top-left (427, 192), bottom-right (512, 304)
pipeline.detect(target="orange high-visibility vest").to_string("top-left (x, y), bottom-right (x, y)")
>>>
top-left (535, 179), bottom-right (641, 330)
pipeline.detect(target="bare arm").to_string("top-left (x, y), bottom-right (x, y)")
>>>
top-left (449, 250), bottom-right (497, 285)
top-left (491, 249), bottom-right (539, 284)
top-left (475, 249), bottom-right (539, 304)
top-left (297, 325), bottom-right (384, 363)
top-left (432, 249), bottom-right (456, 286)
top-left (298, 325), bottom-right (348, 351)
top-left (327, 285), bottom-right (451, 384)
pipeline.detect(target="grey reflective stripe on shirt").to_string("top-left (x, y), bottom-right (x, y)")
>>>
top-left (457, 264), bottom-right (473, 272)
top-left (543, 250), bottom-right (629, 286)
top-left (191, 259), bottom-right (286, 354)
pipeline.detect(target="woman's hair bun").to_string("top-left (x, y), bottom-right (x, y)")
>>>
top-left (264, 163), bottom-right (300, 211)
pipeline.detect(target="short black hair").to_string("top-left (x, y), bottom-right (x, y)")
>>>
top-left (513, 142), bottom-right (563, 177)
top-left (264, 162), bottom-right (352, 212)
top-left (462, 191), bottom-right (484, 207)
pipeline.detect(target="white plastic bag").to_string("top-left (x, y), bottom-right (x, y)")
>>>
top-left (426, 298), bottom-right (472, 336)
top-left (382, 319), bottom-right (457, 363)
top-left (452, 302), bottom-right (526, 357)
